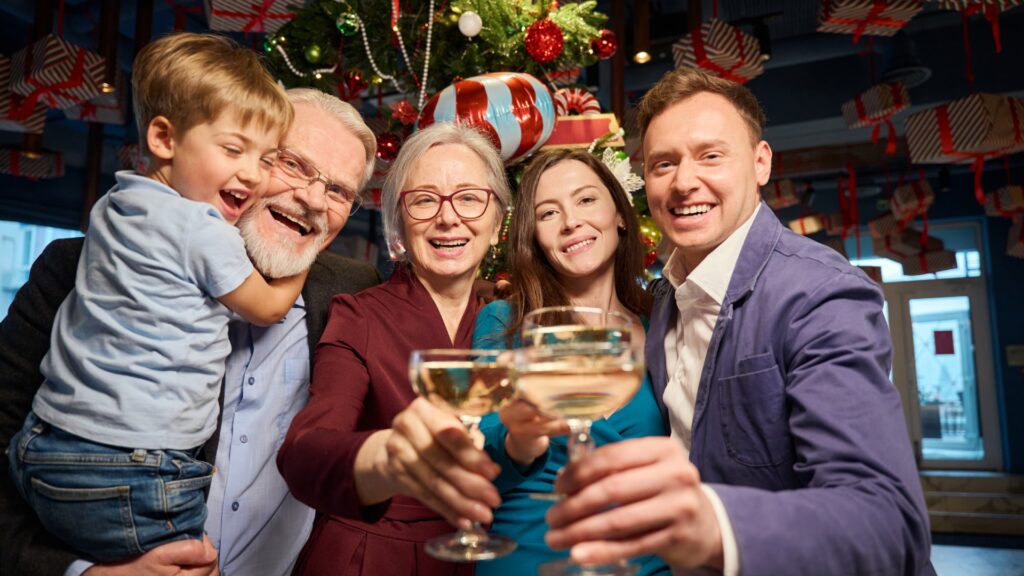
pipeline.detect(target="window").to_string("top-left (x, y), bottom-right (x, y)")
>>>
top-left (0, 221), bottom-right (82, 323)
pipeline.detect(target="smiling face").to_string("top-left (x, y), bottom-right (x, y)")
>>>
top-left (236, 101), bottom-right (368, 278)
top-left (401, 143), bottom-right (501, 288)
top-left (152, 112), bottom-right (280, 224)
top-left (643, 92), bottom-right (772, 271)
top-left (533, 159), bottom-right (623, 285)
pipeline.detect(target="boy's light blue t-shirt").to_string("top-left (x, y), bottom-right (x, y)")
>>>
top-left (34, 171), bottom-right (254, 450)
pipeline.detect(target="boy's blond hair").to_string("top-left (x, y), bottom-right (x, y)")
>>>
top-left (132, 32), bottom-right (293, 160)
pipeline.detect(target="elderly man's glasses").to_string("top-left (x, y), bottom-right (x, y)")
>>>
top-left (400, 189), bottom-right (495, 221)
top-left (273, 149), bottom-right (361, 215)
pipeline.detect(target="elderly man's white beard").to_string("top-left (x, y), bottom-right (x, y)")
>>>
top-left (237, 196), bottom-right (329, 279)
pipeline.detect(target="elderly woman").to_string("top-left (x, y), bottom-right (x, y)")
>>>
top-left (472, 148), bottom-right (669, 575)
top-left (278, 123), bottom-right (510, 576)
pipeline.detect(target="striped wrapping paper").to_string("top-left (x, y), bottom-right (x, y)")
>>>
top-left (0, 54), bottom-right (47, 134)
top-left (817, 0), bottom-right (923, 39)
top-left (899, 249), bottom-right (958, 275)
top-left (936, 1), bottom-right (1021, 11)
top-left (985, 185), bottom-right (1024, 217)
top-left (906, 94), bottom-right (1024, 164)
top-left (873, 228), bottom-right (943, 259)
top-left (891, 179), bottom-right (935, 220)
top-left (206, 0), bottom-right (302, 34)
top-left (64, 73), bottom-right (126, 124)
top-left (869, 213), bottom-right (901, 238)
top-left (762, 178), bottom-right (800, 209)
top-left (9, 35), bottom-right (106, 111)
top-left (672, 19), bottom-right (764, 84)
top-left (841, 82), bottom-right (910, 128)
top-left (1009, 214), bottom-right (1024, 259)
top-left (0, 148), bottom-right (65, 179)
top-left (822, 212), bottom-right (846, 236)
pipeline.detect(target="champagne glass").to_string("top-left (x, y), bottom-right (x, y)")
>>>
top-left (409, 348), bottom-right (518, 562)
top-left (515, 306), bottom-right (644, 576)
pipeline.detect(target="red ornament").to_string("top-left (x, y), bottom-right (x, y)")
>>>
top-left (642, 235), bottom-right (658, 267)
top-left (388, 100), bottom-right (419, 126)
top-left (525, 19), bottom-right (564, 63)
top-left (591, 28), bottom-right (617, 60)
top-left (376, 132), bottom-right (401, 162)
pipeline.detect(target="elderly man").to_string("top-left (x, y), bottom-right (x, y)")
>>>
top-left (544, 68), bottom-right (934, 576)
top-left (0, 87), bottom-right (380, 576)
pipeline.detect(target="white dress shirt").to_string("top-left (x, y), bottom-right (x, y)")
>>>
top-left (661, 204), bottom-right (761, 576)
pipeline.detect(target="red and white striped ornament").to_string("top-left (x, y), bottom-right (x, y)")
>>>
top-left (0, 54), bottom-right (47, 134)
top-left (9, 34), bottom-right (106, 112)
top-left (205, 0), bottom-right (302, 34)
top-left (553, 88), bottom-right (600, 117)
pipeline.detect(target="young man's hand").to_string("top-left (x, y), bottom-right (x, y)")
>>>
top-left (82, 535), bottom-right (218, 576)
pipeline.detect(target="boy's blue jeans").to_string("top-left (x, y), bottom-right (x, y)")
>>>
top-left (7, 412), bottom-right (213, 563)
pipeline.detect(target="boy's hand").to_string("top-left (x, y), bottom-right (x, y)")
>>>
top-left (83, 534), bottom-right (218, 576)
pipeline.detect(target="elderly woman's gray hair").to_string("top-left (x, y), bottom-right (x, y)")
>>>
top-left (381, 123), bottom-right (510, 260)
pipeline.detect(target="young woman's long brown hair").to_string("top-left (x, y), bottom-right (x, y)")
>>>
top-left (504, 148), bottom-right (651, 345)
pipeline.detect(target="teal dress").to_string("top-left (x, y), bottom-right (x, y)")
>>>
top-left (472, 301), bottom-right (670, 576)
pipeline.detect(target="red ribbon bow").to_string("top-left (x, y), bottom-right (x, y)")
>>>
top-left (690, 22), bottom-right (753, 85)
top-left (12, 44), bottom-right (88, 120)
top-left (823, 1), bottom-right (906, 44)
top-left (934, 100), bottom-right (1021, 206)
top-left (853, 84), bottom-right (904, 155)
top-left (210, 0), bottom-right (296, 33)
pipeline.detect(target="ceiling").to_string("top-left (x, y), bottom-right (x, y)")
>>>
top-left (1, 0), bottom-right (1023, 230)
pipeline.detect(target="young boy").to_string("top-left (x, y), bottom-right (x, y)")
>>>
top-left (7, 33), bottom-right (302, 563)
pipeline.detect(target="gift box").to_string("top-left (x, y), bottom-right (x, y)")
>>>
top-left (906, 94), bottom-right (1024, 165)
top-left (672, 19), bottom-right (764, 84)
top-left (64, 73), bottom-right (127, 124)
top-left (937, 0), bottom-right (1020, 9)
top-left (842, 82), bottom-right (910, 128)
top-left (985, 185), bottom-right (1024, 217)
top-left (763, 179), bottom-right (800, 209)
top-left (817, 0), bottom-right (924, 41)
top-left (788, 214), bottom-right (824, 235)
top-left (822, 213), bottom-right (847, 237)
top-left (859, 265), bottom-right (884, 284)
top-left (1008, 214), bottom-right (1024, 259)
top-left (868, 213), bottom-right (901, 238)
top-left (890, 179), bottom-right (935, 220)
top-left (205, 0), bottom-right (302, 34)
top-left (9, 34), bottom-right (107, 111)
top-left (821, 236), bottom-right (848, 258)
top-left (0, 55), bottom-right (47, 134)
top-left (0, 148), bottom-right (65, 179)
top-left (899, 249), bottom-right (958, 276)
top-left (875, 228), bottom-right (944, 259)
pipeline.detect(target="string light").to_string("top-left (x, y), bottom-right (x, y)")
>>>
top-left (355, 0), bottom-right (435, 106)
top-left (275, 42), bottom-right (335, 78)
top-left (355, 14), bottom-right (402, 92)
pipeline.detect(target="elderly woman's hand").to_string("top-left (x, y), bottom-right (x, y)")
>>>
top-left (385, 398), bottom-right (503, 527)
top-left (499, 399), bottom-right (569, 466)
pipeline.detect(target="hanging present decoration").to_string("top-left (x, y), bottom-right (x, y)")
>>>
top-left (0, 54), bottom-right (47, 134)
top-left (936, 1), bottom-right (1018, 82)
top-left (873, 227), bottom-right (943, 259)
top-left (762, 178), bottom-right (800, 209)
top-left (672, 19), bottom-right (764, 85)
top-left (64, 73), bottom-right (127, 125)
top-left (898, 249), bottom-right (958, 276)
top-left (549, 66), bottom-right (582, 88)
top-left (841, 82), bottom-right (910, 154)
top-left (1008, 214), bottom-right (1024, 259)
top-left (890, 178), bottom-right (935, 221)
top-left (0, 148), bottom-right (65, 180)
top-left (788, 214), bottom-right (824, 235)
top-left (9, 34), bottom-right (107, 113)
top-left (117, 144), bottom-right (148, 172)
top-left (822, 213), bottom-right (847, 237)
top-left (905, 93), bottom-right (1024, 204)
top-left (205, 0), bottom-right (302, 34)
top-left (859, 265), bottom-right (884, 284)
top-left (985, 185), bottom-right (1024, 217)
top-left (821, 236), bottom-right (848, 258)
top-left (418, 72), bottom-right (555, 163)
top-left (817, 0), bottom-right (924, 42)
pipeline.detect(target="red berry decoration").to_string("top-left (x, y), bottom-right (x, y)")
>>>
top-left (591, 28), bottom-right (617, 60)
top-left (376, 132), bottom-right (401, 162)
top-left (524, 18), bottom-right (564, 63)
top-left (642, 235), bottom-right (658, 267)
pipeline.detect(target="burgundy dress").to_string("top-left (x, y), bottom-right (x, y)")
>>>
top-left (278, 265), bottom-right (481, 576)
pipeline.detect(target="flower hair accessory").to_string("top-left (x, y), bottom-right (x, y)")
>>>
top-left (589, 128), bottom-right (643, 205)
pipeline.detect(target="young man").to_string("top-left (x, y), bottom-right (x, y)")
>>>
top-left (544, 68), bottom-right (935, 576)
top-left (0, 87), bottom-right (380, 576)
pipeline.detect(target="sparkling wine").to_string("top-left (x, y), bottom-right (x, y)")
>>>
top-left (521, 325), bottom-right (632, 348)
top-left (515, 359), bottom-right (643, 421)
top-left (415, 361), bottom-right (514, 418)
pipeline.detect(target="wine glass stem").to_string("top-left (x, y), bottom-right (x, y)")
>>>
top-left (566, 419), bottom-right (594, 462)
